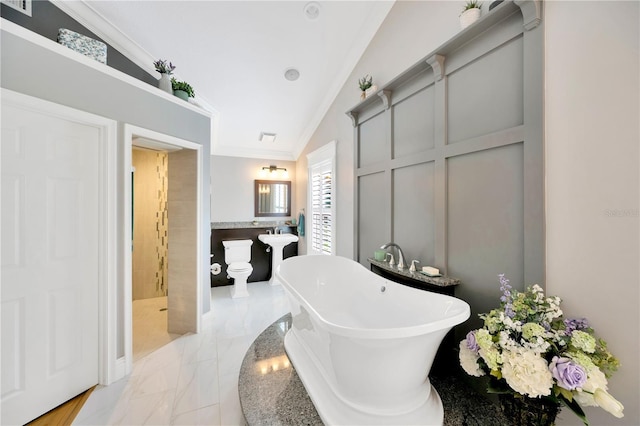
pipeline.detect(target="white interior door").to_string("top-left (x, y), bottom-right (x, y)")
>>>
top-left (1, 97), bottom-right (101, 425)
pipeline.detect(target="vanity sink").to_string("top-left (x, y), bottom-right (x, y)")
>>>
top-left (258, 233), bottom-right (299, 285)
top-left (258, 233), bottom-right (299, 246)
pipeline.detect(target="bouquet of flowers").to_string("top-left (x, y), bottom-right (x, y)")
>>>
top-left (459, 274), bottom-right (624, 424)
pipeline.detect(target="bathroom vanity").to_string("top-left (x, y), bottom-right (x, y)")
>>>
top-left (368, 258), bottom-right (460, 296)
top-left (210, 222), bottom-right (298, 287)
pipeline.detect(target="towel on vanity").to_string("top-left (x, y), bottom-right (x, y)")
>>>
top-left (297, 212), bottom-right (305, 237)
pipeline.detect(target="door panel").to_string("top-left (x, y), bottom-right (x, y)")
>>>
top-left (1, 100), bottom-right (100, 425)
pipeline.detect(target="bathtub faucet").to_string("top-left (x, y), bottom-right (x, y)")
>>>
top-left (380, 243), bottom-right (406, 269)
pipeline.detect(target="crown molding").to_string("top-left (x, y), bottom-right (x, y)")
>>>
top-left (50, 1), bottom-right (219, 146)
top-left (51, 0), bottom-right (391, 161)
top-left (212, 144), bottom-right (296, 162)
top-left (51, 0), bottom-right (157, 77)
top-left (1, 18), bottom-right (212, 119)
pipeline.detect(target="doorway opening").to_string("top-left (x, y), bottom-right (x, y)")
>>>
top-left (123, 125), bottom-right (203, 374)
top-left (131, 145), bottom-right (180, 361)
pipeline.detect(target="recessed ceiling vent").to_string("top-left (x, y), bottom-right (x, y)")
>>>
top-left (2, 0), bottom-right (31, 16)
top-left (284, 68), bottom-right (300, 81)
top-left (303, 2), bottom-right (321, 20)
top-left (259, 132), bottom-right (277, 143)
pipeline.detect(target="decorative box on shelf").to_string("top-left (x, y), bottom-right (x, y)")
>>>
top-left (57, 28), bottom-right (107, 64)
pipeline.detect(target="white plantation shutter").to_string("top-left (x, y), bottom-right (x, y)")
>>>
top-left (311, 166), bottom-right (332, 255)
top-left (307, 141), bottom-right (336, 255)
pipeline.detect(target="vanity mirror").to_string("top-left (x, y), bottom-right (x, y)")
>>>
top-left (254, 180), bottom-right (291, 217)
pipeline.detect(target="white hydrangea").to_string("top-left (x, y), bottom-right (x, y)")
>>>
top-left (522, 322), bottom-right (545, 340)
top-left (475, 328), bottom-right (493, 352)
top-left (501, 348), bottom-right (553, 398)
top-left (459, 341), bottom-right (484, 377)
top-left (571, 330), bottom-right (596, 353)
top-left (479, 346), bottom-right (502, 371)
top-left (498, 330), bottom-right (516, 349)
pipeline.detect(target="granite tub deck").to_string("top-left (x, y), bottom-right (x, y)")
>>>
top-left (239, 313), bottom-right (509, 426)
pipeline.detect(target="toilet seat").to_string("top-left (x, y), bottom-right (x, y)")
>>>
top-left (228, 262), bottom-right (252, 273)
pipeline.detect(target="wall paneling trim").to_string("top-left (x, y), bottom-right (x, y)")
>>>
top-left (348, 1), bottom-right (543, 329)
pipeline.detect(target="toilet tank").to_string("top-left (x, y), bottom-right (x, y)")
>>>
top-left (222, 239), bottom-right (253, 263)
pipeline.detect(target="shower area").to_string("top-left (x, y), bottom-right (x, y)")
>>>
top-left (132, 147), bottom-right (179, 360)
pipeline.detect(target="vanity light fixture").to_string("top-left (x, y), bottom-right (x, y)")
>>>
top-left (261, 165), bottom-right (289, 179)
top-left (259, 132), bottom-right (277, 143)
top-left (262, 165), bottom-right (287, 173)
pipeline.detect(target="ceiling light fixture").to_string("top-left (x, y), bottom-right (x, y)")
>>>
top-left (259, 132), bottom-right (277, 143)
top-left (284, 68), bottom-right (300, 81)
top-left (303, 1), bottom-right (321, 20)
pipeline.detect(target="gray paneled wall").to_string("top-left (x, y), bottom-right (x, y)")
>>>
top-left (393, 162), bottom-right (435, 267)
top-left (351, 5), bottom-right (543, 332)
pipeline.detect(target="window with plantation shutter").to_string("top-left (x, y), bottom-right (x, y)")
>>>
top-left (307, 141), bottom-right (336, 255)
top-left (311, 166), bottom-right (332, 254)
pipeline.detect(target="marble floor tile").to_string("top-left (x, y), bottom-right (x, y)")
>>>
top-left (173, 358), bottom-right (220, 416)
top-left (217, 335), bottom-right (253, 376)
top-left (218, 372), bottom-right (246, 426)
top-left (132, 296), bottom-right (182, 362)
top-left (171, 404), bottom-right (221, 425)
top-left (75, 281), bottom-right (288, 425)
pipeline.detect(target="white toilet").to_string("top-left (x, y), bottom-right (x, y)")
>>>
top-left (222, 239), bottom-right (253, 298)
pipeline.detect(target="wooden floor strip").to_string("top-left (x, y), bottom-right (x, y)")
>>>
top-left (27, 386), bottom-right (95, 426)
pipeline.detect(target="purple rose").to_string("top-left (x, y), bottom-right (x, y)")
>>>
top-left (465, 331), bottom-right (480, 354)
top-left (549, 356), bottom-right (587, 390)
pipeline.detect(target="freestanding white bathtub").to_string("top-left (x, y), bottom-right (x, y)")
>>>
top-left (276, 255), bottom-right (470, 425)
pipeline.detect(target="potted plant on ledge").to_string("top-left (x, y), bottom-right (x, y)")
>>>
top-left (460, 0), bottom-right (482, 29)
top-left (153, 59), bottom-right (175, 94)
top-left (459, 274), bottom-right (624, 425)
top-left (171, 78), bottom-right (195, 101)
top-left (358, 75), bottom-right (373, 101)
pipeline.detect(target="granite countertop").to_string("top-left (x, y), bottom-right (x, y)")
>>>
top-left (238, 313), bottom-right (509, 426)
top-left (211, 221), bottom-right (297, 230)
top-left (367, 258), bottom-right (461, 287)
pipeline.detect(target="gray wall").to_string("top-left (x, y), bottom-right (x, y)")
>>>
top-left (295, 1), bottom-right (463, 257)
top-left (351, 4), bottom-right (543, 335)
top-left (296, 1), bottom-right (638, 424)
top-left (210, 156), bottom-right (296, 223)
top-left (1, 27), bottom-right (212, 358)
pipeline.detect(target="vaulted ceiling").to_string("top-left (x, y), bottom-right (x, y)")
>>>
top-left (77, 1), bottom-right (394, 160)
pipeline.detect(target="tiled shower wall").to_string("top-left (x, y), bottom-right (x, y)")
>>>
top-left (132, 148), bottom-right (168, 300)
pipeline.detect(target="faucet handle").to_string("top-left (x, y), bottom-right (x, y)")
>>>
top-left (409, 260), bottom-right (420, 272)
top-left (386, 253), bottom-right (395, 267)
